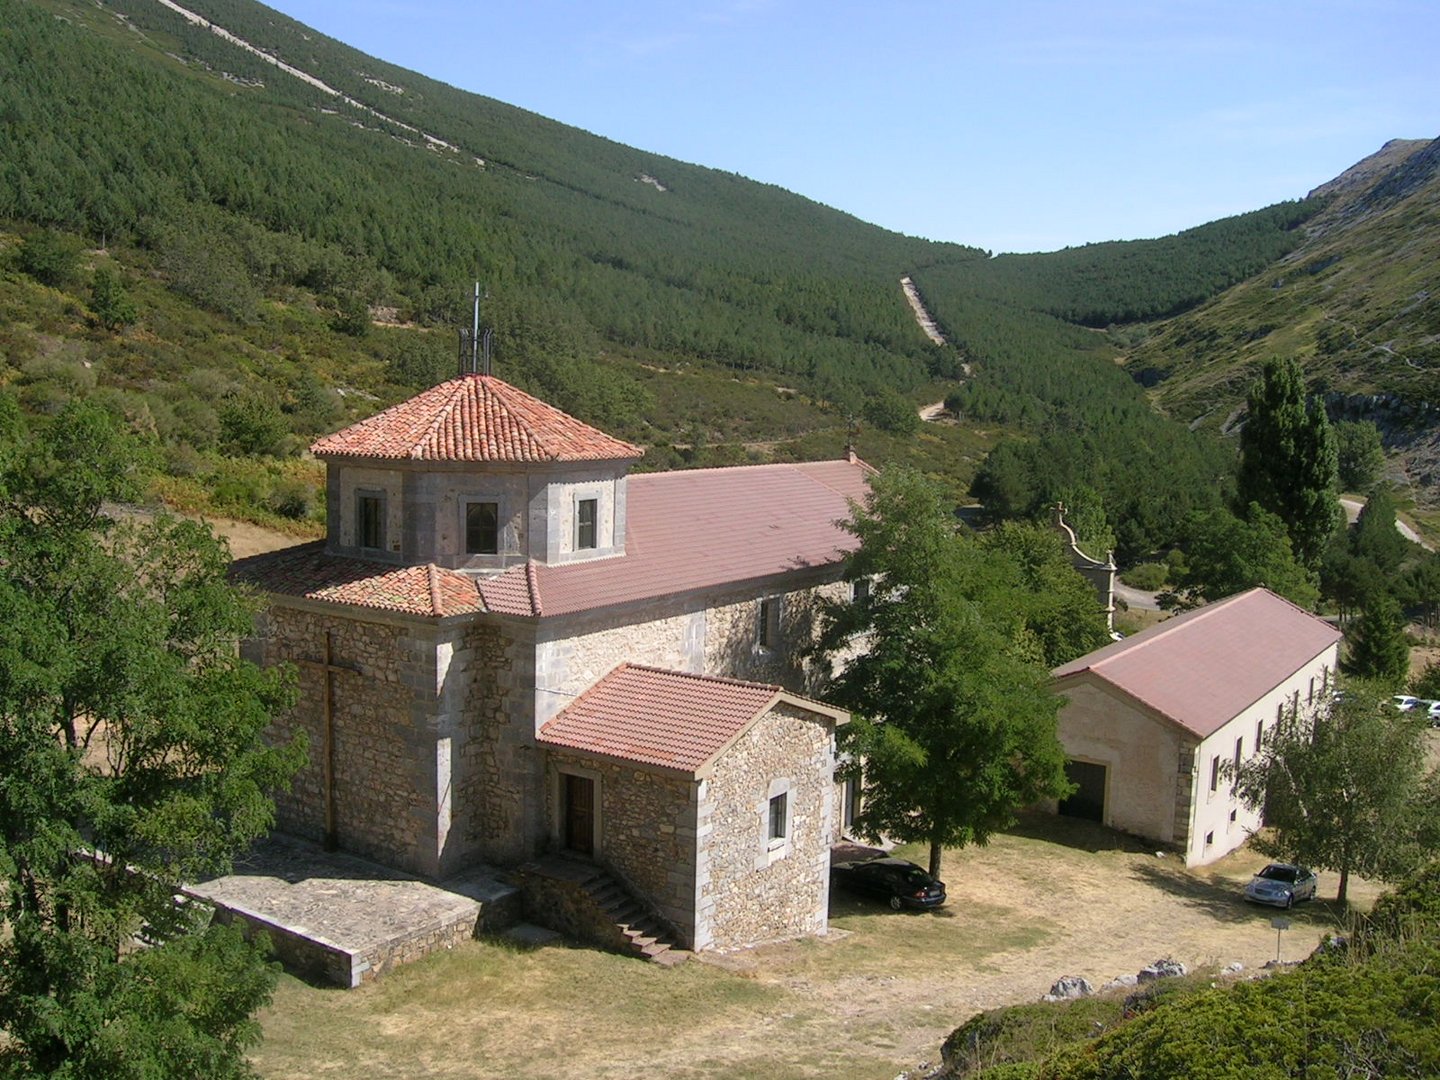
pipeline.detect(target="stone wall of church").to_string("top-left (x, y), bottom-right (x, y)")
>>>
top-left (696, 704), bottom-right (836, 951)
top-left (533, 577), bottom-right (850, 728)
top-left (702, 582), bottom-right (845, 694)
top-left (542, 752), bottom-right (699, 944)
top-left (455, 619), bottom-right (541, 867)
top-left (256, 607), bottom-right (441, 875)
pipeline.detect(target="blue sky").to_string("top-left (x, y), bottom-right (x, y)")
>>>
top-left (265, 0), bottom-right (1435, 254)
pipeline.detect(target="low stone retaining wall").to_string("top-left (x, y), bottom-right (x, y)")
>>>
top-left (186, 835), bottom-right (523, 988)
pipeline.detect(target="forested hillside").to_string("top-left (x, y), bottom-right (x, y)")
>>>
top-left (1121, 138), bottom-right (1440, 493)
top-left (4, 0), bottom-right (1432, 554)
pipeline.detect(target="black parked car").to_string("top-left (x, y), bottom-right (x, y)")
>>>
top-left (831, 857), bottom-right (946, 910)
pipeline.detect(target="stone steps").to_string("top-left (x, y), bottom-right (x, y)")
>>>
top-left (518, 856), bottom-right (687, 964)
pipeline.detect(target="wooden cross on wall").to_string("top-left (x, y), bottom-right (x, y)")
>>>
top-left (295, 631), bottom-right (363, 852)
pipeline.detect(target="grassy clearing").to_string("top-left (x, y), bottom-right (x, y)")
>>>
top-left (251, 815), bottom-right (1386, 1080)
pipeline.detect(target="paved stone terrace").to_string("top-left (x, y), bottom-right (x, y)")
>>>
top-left (187, 834), bottom-right (521, 988)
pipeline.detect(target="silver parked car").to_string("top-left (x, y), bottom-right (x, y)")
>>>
top-left (1243, 862), bottom-right (1318, 909)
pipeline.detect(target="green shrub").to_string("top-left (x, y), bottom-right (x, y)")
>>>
top-left (1119, 562), bottom-right (1168, 591)
top-left (943, 997), bottom-right (1122, 1077)
top-left (18, 228), bottom-right (82, 287)
top-left (91, 267), bottom-right (138, 330)
top-left (267, 476), bottom-right (318, 521)
top-left (1354, 858), bottom-right (1440, 953)
top-left (1409, 661), bottom-right (1440, 699)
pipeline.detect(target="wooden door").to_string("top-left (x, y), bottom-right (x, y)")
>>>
top-left (563, 773), bottom-right (595, 856)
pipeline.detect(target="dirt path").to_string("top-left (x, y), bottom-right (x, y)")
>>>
top-left (900, 276), bottom-right (947, 347)
top-left (919, 400), bottom-right (948, 422)
top-left (1114, 580), bottom-right (1163, 612)
top-left (1340, 495), bottom-right (1431, 549)
top-left (201, 516), bottom-right (311, 559)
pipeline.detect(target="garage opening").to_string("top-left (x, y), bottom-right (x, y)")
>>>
top-left (1059, 760), bottom-right (1106, 822)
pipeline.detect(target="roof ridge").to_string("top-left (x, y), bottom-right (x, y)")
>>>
top-left (525, 559), bottom-right (544, 616)
top-left (633, 457), bottom-right (865, 482)
top-left (1089, 587), bottom-right (1257, 669)
top-left (413, 378), bottom-right (470, 460)
top-left (622, 663), bottom-right (782, 693)
top-left (481, 376), bottom-right (552, 461)
top-left (427, 564), bottom-right (443, 614)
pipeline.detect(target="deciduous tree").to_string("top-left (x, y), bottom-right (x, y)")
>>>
top-left (1160, 505), bottom-right (1318, 611)
top-left (813, 468), bottom-right (1072, 880)
top-left (89, 266), bottom-right (138, 331)
top-left (1229, 683), bottom-right (1437, 903)
top-left (0, 396), bottom-right (303, 1077)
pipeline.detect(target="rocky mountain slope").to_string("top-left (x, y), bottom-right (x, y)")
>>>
top-left (1123, 137), bottom-right (1440, 497)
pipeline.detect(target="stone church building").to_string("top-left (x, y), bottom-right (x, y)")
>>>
top-left (233, 374), bottom-right (869, 952)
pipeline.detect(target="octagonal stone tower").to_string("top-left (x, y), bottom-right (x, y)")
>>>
top-left (310, 375), bottom-right (644, 574)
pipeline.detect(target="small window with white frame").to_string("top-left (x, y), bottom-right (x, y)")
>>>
top-left (768, 791), bottom-right (788, 844)
top-left (575, 497), bottom-right (598, 550)
top-left (760, 777), bottom-right (793, 864)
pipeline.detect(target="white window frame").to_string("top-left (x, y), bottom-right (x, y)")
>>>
top-left (758, 777), bottom-right (793, 865)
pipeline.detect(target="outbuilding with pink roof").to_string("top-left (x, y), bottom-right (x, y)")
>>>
top-left (1050, 588), bottom-right (1342, 865)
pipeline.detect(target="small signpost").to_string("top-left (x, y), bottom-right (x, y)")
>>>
top-left (1271, 916), bottom-right (1291, 964)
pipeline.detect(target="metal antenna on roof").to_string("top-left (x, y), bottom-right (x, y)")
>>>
top-left (470, 281), bottom-right (481, 374)
top-left (482, 327), bottom-right (493, 376)
top-left (457, 281), bottom-right (491, 377)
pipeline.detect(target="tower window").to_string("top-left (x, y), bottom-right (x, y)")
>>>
top-left (576, 498), bottom-right (598, 550)
top-left (357, 493), bottom-right (384, 550)
top-left (465, 501), bottom-right (499, 555)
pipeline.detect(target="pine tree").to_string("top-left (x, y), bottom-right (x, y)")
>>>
top-left (90, 266), bottom-right (138, 331)
top-left (1343, 591), bottom-right (1410, 687)
top-left (1237, 357), bottom-right (1342, 569)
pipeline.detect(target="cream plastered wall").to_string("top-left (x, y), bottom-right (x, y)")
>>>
top-left (1056, 679), bottom-right (1190, 845)
top-left (1186, 643), bottom-right (1339, 866)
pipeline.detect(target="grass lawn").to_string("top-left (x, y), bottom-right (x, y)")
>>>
top-left (251, 814), bottom-right (1382, 1079)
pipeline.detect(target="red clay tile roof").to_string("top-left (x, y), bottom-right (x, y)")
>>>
top-left (478, 458), bottom-right (873, 616)
top-left (1053, 588), bottom-right (1342, 738)
top-left (539, 664), bottom-right (837, 773)
top-left (230, 542), bottom-right (483, 618)
top-left (310, 375), bottom-right (643, 463)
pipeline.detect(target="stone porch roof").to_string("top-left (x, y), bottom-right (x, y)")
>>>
top-left (310, 375), bottom-right (643, 463)
top-left (537, 663), bottom-right (844, 775)
top-left (230, 542), bottom-right (483, 618)
top-left (1052, 587), bottom-right (1342, 739)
